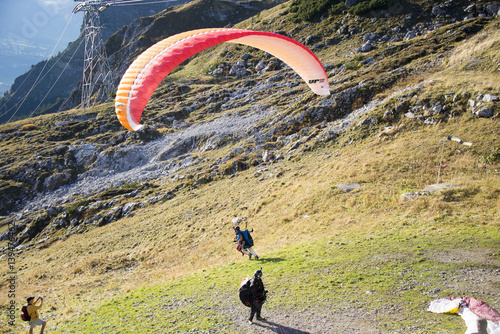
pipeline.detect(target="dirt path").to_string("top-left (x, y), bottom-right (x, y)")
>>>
top-left (208, 289), bottom-right (381, 334)
top-left (206, 248), bottom-right (500, 334)
top-left (229, 309), bottom-right (380, 334)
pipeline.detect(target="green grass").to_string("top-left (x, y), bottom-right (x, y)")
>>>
top-left (1, 2), bottom-right (499, 334)
top-left (3, 111), bottom-right (498, 333)
top-left (49, 222), bottom-right (499, 333)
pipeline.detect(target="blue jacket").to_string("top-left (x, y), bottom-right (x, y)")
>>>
top-left (235, 229), bottom-right (254, 248)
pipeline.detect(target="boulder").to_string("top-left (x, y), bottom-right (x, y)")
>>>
top-left (336, 183), bottom-right (361, 193)
top-left (360, 42), bottom-right (373, 52)
top-left (122, 202), bottom-right (141, 216)
top-left (69, 143), bottom-right (99, 166)
top-left (232, 217), bottom-right (245, 226)
top-left (404, 31), bottom-right (417, 40)
top-left (229, 63), bottom-right (247, 78)
top-left (358, 117), bottom-right (376, 126)
top-left (475, 108), bottom-right (494, 118)
top-left (43, 170), bottom-right (73, 191)
top-left (304, 35), bottom-right (318, 45)
top-left (431, 6), bottom-right (446, 16)
top-left (400, 191), bottom-right (429, 202)
top-left (255, 60), bottom-right (266, 71)
top-left (482, 94), bottom-right (498, 102)
top-left (325, 38), bottom-right (341, 46)
top-left (424, 183), bottom-right (461, 194)
top-left (337, 25), bottom-right (349, 35)
top-left (262, 151), bottom-right (274, 163)
top-left (135, 125), bottom-right (162, 142)
top-left (46, 207), bottom-right (59, 217)
top-left (486, 3), bottom-right (500, 16)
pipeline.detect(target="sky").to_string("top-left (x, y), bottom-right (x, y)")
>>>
top-left (0, 0), bottom-right (83, 90)
top-left (0, 0), bottom-right (83, 53)
top-left (0, 0), bottom-right (179, 92)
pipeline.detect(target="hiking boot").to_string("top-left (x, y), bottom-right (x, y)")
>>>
top-left (249, 253), bottom-right (252, 259)
top-left (255, 255), bottom-right (259, 260)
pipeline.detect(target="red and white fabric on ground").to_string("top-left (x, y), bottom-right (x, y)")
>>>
top-left (428, 297), bottom-right (500, 334)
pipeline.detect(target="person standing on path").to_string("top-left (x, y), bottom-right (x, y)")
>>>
top-left (26, 296), bottom-right (47, 334)
top-left (248, 269), bottom-right (267, 324)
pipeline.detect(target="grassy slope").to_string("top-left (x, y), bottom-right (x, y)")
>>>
top-left (5, 117), bottom-right (499, 333)
top-left (51, 226), bottom-right (499, 333)
top-left (1, 2), bottom-right (499, 334)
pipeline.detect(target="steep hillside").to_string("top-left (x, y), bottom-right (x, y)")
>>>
top-left (0, 0), bottom-right (191, 124)
top-left (0, 0), bottom-right (499, 333)
top-left (0, 0), bottom-right (280, 124)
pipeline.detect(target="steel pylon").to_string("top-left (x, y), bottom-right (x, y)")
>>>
top-left (73, 1), bottom-right (113, 108)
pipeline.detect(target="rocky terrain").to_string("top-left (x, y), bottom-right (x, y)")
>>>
top-left (1, 0), bottom-right (499, 250)
top-left (0, 1), bottom-right (499, 332)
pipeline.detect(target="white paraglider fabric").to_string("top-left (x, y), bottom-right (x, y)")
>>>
top-left (428, 298), bottom-right (500, 334)
top-left (428, 298), bottom-right (462, 314)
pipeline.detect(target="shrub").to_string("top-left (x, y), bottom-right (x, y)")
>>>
top-left (348, 0), bottom-right (388, 16)
top-left (346, 60), bottom-right (361, 70)
top-left (66, 199), bottom-right (90, 218)
top-left (204, 62), bottom-right (227, 74)
top-left (353, 54), bottom-right (366, 62)
top-left (480, 147), bottom-right (500, 164)
top-left (330, 2), bottom-right (345, 14)
top-left (20, 123), bottom-right (38, 131)
top-left (220, 161), bottom-right (235, 175)
top-left (289, 0), bottom-right (343, 22)
top-left (121, 181), bottom-right (140, 189)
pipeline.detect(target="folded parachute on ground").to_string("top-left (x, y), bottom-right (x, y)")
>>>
top-left (115, 28), bottom-right (330, 131)
top-left (428, 297), bottom-right (500, 334)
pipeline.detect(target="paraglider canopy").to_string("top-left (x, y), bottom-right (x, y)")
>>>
top-left (115, 28), bottom-right (330, 131)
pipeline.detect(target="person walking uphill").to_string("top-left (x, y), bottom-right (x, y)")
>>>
top-left (26, 297), bottom-right (47, 334)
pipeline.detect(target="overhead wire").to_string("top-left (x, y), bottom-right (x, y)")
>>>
top-left (0, 45), bottom-right (74, 119)
top-left (3, 0), bottom-right (175, 122)
top-left (1, 11), bottom-right (77, 115)
top-left (26, 37), bottom-right (85, 121)
top-left (1, 12), bottom-right (77, 121)
top-left (0, 66), bottom-right (37, 110)
top-left (110, 0), bottom-right (178, 7)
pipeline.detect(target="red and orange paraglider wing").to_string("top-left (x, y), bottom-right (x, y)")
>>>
top-left (115, 28), bottom-right (330, 131)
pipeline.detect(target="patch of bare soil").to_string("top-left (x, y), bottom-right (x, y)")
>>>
top-left (428, 248), bottom-right (498, 266)
top-left (206, 248), bottom-right (500, 334)
top-left (229, 308), bottom-right (380, 334)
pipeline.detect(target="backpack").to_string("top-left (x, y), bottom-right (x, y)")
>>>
top-left (20, 305), bottom-right (30, 322)
top-left (240, 230), bottom-right (254, 247)
top-left (238, 278), bottom-right (252, 307)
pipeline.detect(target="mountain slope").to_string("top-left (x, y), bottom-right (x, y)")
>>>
top-left (0, 0), bottom-right (279, 124)
top-left (0, 0), bottom-right (499, 333)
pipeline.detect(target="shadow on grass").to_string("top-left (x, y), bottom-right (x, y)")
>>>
top-left (253, 319), bottom-right (311, 333)
top-left (257, 257), bottom-right (286, 263)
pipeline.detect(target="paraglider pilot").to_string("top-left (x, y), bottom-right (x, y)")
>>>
top-left (233, 225), bottom-right (259, 260)
top-left (239, 269), bottom-right (267, 324)
top-left (247, 269), bottom-right (267, 324)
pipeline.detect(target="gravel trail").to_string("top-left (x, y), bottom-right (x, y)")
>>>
top-left (23, 107), bottom-right (275, 212)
